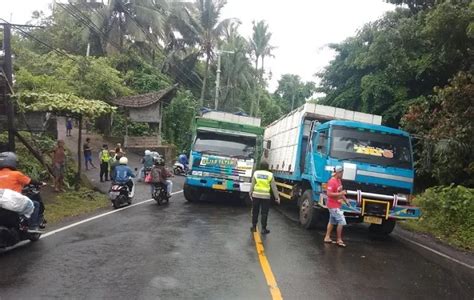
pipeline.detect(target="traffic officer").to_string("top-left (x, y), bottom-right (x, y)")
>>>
top-left (249, 160), bottom-right (280, 234)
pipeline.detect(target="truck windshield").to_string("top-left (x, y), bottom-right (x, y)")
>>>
top-left (330, 126), bottom-right (412, 169)
top-left (194, 131), bottom-right (256, 159)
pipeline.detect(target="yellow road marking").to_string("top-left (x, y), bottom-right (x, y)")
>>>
top-left (253, 231), bottom-right (283, 300)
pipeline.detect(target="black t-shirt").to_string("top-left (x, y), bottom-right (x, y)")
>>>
top-left (83, 142), bottom-right (92, 155)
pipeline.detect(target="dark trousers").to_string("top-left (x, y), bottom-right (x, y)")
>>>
top-left (251, 197), bottom-right (271, 229)
top-left (100, 162), bottom-right (109, 181)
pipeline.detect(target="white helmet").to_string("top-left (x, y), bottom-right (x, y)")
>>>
top-left (119, 157), bottom-right (128, 165)
top-left (145, 150), bottom-right (151, 156)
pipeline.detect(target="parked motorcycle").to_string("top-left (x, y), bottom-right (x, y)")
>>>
top-left (173, 162), bottom-right (187, 176)
top-left (109, 179), bottom-right (136, 209)
top-left (0, 183), bottom-right (45, 249)
top-left (152, 183), bottom-right (169, 205)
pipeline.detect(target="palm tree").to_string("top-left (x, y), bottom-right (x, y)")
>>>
top-left (88, 0), bottom-right (170, 54)
top-left (219, 22), bottom-right (254, 111)
top-left (250, 20), bottom-right (274, 116)
top-left (193, 0), bottom-right (234, 107)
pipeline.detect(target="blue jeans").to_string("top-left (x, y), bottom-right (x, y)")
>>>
top-left (329, 208), bottom-right (347, 226)
top-left (28, 200), bottom-right (41, 228)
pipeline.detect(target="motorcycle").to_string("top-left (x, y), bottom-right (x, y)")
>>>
top-left (152, 183), bottom-right (170, 205)
top-left (173, 162), bottom-right (187, 176)
top-left (109, 178), bottom-right (136, 209)
top-left (0, 184), bottom-right (45, 249)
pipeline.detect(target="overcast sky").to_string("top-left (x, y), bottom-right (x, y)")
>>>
top-left (1, 0), bottom-right (394, 91)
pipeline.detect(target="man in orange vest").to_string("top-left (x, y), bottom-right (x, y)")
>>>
top-left (249, 160), bottom-right (280, 234)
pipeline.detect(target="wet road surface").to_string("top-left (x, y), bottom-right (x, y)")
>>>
top-left (1, 177), bottom-right (472, 299)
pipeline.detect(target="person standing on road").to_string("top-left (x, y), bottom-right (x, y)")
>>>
top-left (83, 138), bottom-right (96, 170)
top-left (99, 144), bottom-right (110, 182)
top-left (51, 140), bottom-right (66, 192)
top-left (324, 165), bottom-right (350, 247)
top-left (249, 160), bottom-right (280, 234)
top-left (66, 117), bottom-right (73, 137)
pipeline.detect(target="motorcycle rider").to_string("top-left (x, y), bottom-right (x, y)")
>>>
top-left (178, 151), bottom-right (189, 171)
top-left (140, 150), bottom-right (154, 180)
top-left (114, 157), bottom-right (136, 196)
top-left (0, 152), bottom-right (45, 233)
top-left (150, 157), bottom-right (173, 197)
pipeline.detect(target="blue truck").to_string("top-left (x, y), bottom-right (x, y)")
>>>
top-left (264, 103), bottom-right (421, 235)
top-left (183, 111), bottom-right (264, 202)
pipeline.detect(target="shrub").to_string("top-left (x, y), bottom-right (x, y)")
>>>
top-left (413, 185), bottom-right (474, 250)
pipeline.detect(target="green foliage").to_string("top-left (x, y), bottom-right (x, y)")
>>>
top-left (15, 92), bottom-right (116, 118)
top-left (162, 90), bottom-right (198, 151)
top-left (14, 50), bottom-right (133, 100)
top-left (411, 185), bottom-right (474, 250)
top-left (111, 112), bottom-right (152, 136)
top-left (318, 2), bottom-right (472, 126)
top-left (402, 72), bottom-right (474, 187)
top-left (275, 74), bottom-right (316, 113)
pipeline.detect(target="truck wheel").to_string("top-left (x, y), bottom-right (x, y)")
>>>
top-left (184, 184), bottom-right (200, 202)
top-left (369, 219), bottom-right (396, 236)
top-left (299, 190), bottom-right (319, 229)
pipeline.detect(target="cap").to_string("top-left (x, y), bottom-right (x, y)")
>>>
top-left (334, 165), bottom-right (343, 173)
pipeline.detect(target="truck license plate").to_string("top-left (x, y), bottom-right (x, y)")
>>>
top-left (364, 216), bottom-right (382, 224)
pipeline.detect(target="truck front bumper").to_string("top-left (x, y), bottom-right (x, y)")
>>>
top-left (339, 199), bottom-right (421, 220)
top-left (185, 176), bottom-right (251, 193)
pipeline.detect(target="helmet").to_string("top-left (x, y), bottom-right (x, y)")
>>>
top-left (119, 157), bottom-right (128, 165)
top-left (154, 157), bottom-right (165, 166)
top-left (0, 152), bottom-right (17, 170)
top-left (145, 150), bottom-right (151, 156)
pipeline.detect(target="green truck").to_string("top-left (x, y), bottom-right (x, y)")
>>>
top-left (183, 111), bottom-right (264, 202)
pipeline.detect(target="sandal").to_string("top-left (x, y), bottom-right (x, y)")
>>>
top-left (324, 239), bottom-right (336, 244)
top-left (336, 241), bottom-right (347, 248)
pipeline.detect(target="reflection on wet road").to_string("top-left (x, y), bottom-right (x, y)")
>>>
top-left (0, 177), bottom-right (472, 299)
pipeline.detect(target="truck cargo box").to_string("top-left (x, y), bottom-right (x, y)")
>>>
top-left (264, 103), bottom-right (382, 174)
top-left (201, 111), bottom-right (261, 127)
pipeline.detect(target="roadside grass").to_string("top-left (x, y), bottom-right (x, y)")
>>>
top-left (400, 185), bottom-right (474, 252)
top-left (400, 221), bottom-right (473, 252)
top-left (44, 188), bottom-right (109, 224)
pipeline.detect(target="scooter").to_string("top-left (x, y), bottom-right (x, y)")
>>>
top-left (109, 178), bottom-right (136, 209)
top-left (0, 184), bottom-right (45, 249)
top-left (173, 162), bottom-right (187, 176)
top-left (151, 183), bottom-right (170, 205)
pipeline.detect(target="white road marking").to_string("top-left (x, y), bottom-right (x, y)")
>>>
top-left (396, 234), bottom-right (474, 270)
top-left (41, 190), bottom-right (183, 239)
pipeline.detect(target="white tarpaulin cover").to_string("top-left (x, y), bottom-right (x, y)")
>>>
top-left (0, 189), bottom-right (34, 218)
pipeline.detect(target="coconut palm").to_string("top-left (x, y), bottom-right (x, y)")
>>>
top-left (250, 20), bottom-right (274, 116)
top-left (88, 0), bottom-right (170, 54)
top-left (193, 0), bottom-right (235, 107)
top-left (219, 22), bottom-right (254, 111)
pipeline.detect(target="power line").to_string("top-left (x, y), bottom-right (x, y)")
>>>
top-left (59, 3), bottom-right (203, 91)
top-left (57, 2), bottom-right (122, 52)
top-left (0, 18), bottom-right (78, 62)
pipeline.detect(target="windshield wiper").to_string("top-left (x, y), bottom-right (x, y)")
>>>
top-left (198, 149), bottom-right (221, 155)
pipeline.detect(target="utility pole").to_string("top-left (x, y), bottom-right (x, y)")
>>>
top-left (3, 24), bottom-right (15, 151)
top-left (214, 50), bottom-right (234, 110)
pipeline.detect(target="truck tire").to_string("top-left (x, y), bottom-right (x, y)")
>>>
top-left (369, 219), bottom-right (396, 236)
top-left (184, 184), bottom-right (201, 202)
top-left (299, 190), bottom-right (319, 229)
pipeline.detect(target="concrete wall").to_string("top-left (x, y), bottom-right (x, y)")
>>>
top-left (128, 102), bottom-right (161, 123)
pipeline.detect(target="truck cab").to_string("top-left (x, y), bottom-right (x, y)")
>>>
top-left (264, 104), bottom-right (421, 235)
top-left (184, 111), bottom-right (264, 202)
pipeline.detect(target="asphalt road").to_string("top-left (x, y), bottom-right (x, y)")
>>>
top-left (1, 177), bottom-right (473, 300)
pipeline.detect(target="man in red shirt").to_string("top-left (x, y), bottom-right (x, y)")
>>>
top-left (324, 165), bottom-right (350, 247)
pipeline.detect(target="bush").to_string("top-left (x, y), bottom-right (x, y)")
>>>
top-left (412, 185), bottom-right (474, 250)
